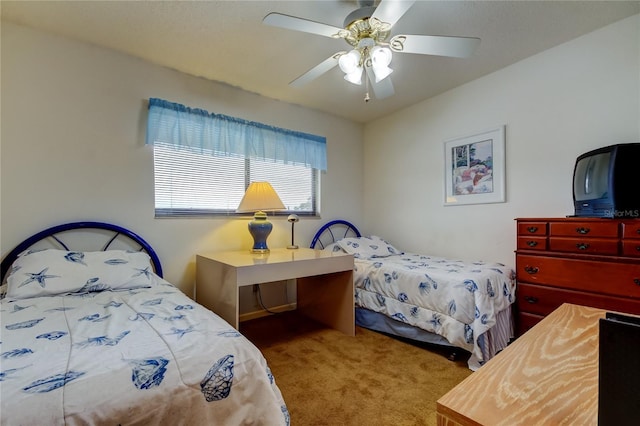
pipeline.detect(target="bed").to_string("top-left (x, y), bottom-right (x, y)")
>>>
top-left (1, 222), bottom-right (289, 425)
top-left (311, 220), bottom-right (516, 370)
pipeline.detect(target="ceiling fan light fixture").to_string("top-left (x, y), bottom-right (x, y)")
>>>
top-left (339, 49), bottom-right (363, 85)
top-left (371, 45), bottom-right (393, 82)
top-left (338, 49), bottom-right (361, 73)
top-left (344, 68), bottom-right (364, 85)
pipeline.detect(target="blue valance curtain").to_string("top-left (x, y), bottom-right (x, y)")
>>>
top-left (145, 98), bottom-right (327, 171)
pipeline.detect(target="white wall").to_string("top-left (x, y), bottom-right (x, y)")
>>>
top-left (362, 14), bottom-right (640, 267)
top-left (0, 22), bottom-right (364, 306)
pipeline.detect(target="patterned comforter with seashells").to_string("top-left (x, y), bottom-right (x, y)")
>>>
top-left (354, 253), bottom-right (516, 366)
top-left (0, 278), bottom-right (289, 425)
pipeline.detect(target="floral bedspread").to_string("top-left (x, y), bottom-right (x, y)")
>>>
top-left (354, 253), bottom-right (516, 363)
top-left (1, 280), bottom-right (288, 425)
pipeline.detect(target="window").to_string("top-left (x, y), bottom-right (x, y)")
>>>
top-left (146, 98), bottom-right (325, 217)
top-left (153, 142), bottom-right (319, 216)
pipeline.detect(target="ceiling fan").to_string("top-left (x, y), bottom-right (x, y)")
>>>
top-left (263, 0), bottom-right (480, 102)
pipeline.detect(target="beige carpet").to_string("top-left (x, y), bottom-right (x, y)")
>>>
top-left (241, 311), bottom-right (472, 426)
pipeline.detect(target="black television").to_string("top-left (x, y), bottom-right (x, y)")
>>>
top-left (573, 143), bottom-right (640, 218)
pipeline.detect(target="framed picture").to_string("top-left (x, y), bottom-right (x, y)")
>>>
top-left (444, 126), bottom-right (505, 206)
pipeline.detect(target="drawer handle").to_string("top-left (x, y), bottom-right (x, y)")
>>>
top-left (576, 243), bottom-right (590, 250)
top-left (634, 279), bottom-right (640, 286)
top-left (636, 246), bottom-right (640, 252)
top-left (526, 226), bottom-right (538, 233)
top-left (524, 296), bottom-right (539, 304)
top-left (524, 266), bottom-right (539, 275)
top-left (526, 240), bottom-right (538, 247)
top-left (576, 227), bottom-right (590, 234)
top-left (637, 229), bottom-right (640, 235)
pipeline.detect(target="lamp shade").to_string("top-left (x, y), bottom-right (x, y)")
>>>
top-left (338, 50), bottom-right (361, 74)
top-left (339, 50), bottom-right (363, 85)
top-left (236, 182), bottom-right (285, 213)
top-left (343, 68), bottom-right (364, 85)
top-left (371, 46), bottom-right (393, 82)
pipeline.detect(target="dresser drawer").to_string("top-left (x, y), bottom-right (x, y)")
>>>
top-left (516, 311), bottom-right (544, 336)
top-left (517, 282), bottom-right (640, 317)
top-left (517, 222), bottom-right (547, 236)
top-left (548, 237), bottom-right (619, 255)
top-left (517, 282), bottom-right (566, 316)
top-left (517, 236), bottom-right (547, 251)
top-left (622, 222), bottom-right (640, 239)
top-left (622, 241), bottom-right (640, 258)
top-left (549, 221), bottom-right (618, 238)
top-left (516, 254), bottom-right (640, 299)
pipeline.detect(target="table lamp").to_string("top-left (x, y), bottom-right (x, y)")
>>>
top-left (236, 182), bottom-right (285, 253)
top-left (287, 214), bottom-right (299, 249)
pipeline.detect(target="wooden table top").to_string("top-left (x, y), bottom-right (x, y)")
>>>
top-left (437, 303), bottom-right (605, 426)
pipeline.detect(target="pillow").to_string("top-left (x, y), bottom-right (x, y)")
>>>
top-left (337, 236), bottom-right (403, 259)
top-left (6, 249), bottom-right (157, 300)
top-left (323, 242), bottom-right (346, 253)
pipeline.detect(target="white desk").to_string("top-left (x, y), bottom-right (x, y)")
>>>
top-left (195, 248), bottom-right (355, 336)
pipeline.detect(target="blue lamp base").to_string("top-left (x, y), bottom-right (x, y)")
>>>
top-left (248, 211), bottom-right (273, 253)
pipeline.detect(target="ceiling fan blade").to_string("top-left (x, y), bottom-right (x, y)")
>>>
top-left (290, 52), bottom-right (346, 87)
top-left (364, 65), bottom-right (395, 99)
top-left (390, 34), bottom-right (481, 58)
top-left (263, 12), bottom-right (344, 38)
top-left (371, 0), bottom-right (416, 27)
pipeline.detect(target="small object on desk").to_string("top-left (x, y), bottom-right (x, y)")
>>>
top-left (287, 214), bottom-right (299, 249)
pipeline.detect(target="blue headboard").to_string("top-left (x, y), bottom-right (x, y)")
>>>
top-left (1, 221), bottom-right (163, 282)
top-left (310, 219), bottom-right (361, 249)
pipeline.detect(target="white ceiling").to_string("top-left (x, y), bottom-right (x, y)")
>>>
top-left (2, 1), bottom-right (639, 123)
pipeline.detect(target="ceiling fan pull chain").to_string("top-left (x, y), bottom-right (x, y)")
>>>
top-left (364, 73), bottom-right (370, 103)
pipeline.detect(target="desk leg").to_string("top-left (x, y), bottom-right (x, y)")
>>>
top-left (297, 270), bottom-right (354, 336)
top-left (196, 257), bottom-right (239, 329)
